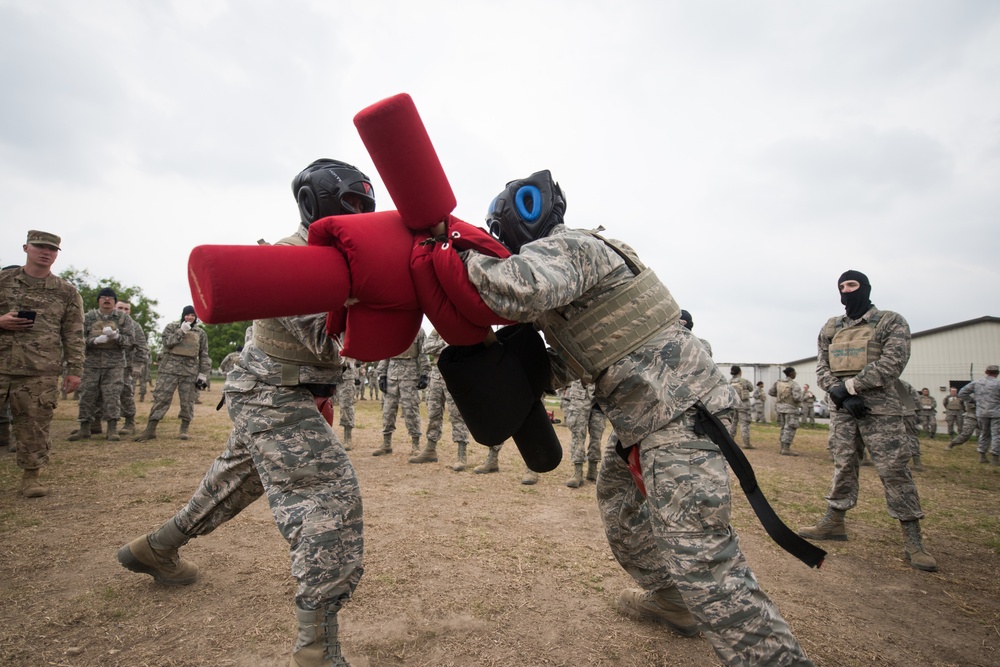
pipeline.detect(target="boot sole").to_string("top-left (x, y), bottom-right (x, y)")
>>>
top-left (116, 545), bottom-right (198, 586)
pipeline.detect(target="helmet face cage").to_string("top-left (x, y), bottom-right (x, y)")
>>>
top-left (486, 170), bottom-right (566, 254)
top-left (293, 159), bottom-right (376, 226)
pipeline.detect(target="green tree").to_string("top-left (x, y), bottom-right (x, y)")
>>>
top-left (202, 321), bottom-right (252, 369)
top-left (59, 267), bottom-right (161, 354)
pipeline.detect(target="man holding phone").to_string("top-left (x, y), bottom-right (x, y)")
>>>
top-left (0, 230), bottom-right (85, 497)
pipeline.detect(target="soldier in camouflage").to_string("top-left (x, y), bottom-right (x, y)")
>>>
top-left (114, 300), bottom-right (148, 435)
top-left (136, 348), bottom-right (152, 402)
top-left (899, 379), bottom-right (924, 471)
top-left (456, 170), bottom-right (813, 666)
top-left (218, 347), bottom-right (242, 376)
top-left (118, 158), bottom-right (374, 667)
top-left (561, 380), bottom-right (606, 487)
top-left (942, 386), bottom-right (964, 437)
top-left (373, 330), bottom-right (428, 457)
top-left (948, 390), bottom-right (979, 449)
top-left (0, 230), bottom-right (85, 497)
top-left (959, 365), bottom-right (1000, 465)
top-left (800, 384), bottom-right (816, 427)
top-left (69, 287), bottom-right (134, 442)
top-left (728, 366), bottom-right (755, 450)
top-left (365, 362), bottom-right (380, 401)
top-left (798, 270), bottom-right (937, 572)
top-left (134, 306), bottom-right (211, 442)
top-left (337, 357), bottom-right (359, 450)
top-left (768, 367), bottom-right (802, 456)
top-left (410, 329), bottom-right (470, 469)
top-left (752, 381), bottom-right (766, 423)
top-left (917, 388), bottom-right (938, 438)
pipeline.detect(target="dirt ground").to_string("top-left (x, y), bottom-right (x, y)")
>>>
top-left (2, 392), bottom-right (999, 667)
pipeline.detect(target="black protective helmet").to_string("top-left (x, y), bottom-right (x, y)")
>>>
top-left (486, 170), bottom-right (566, 254)
top-left (292, 159), bottom-right (376, 226)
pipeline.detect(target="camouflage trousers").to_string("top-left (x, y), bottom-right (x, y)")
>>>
top-left (800, 406), bottom-right (815, 426)
top-left (976, 417), bottom-right (1000, 456)
top-left (337, 381), bottom-right (355, 429)
top-left (382, 376), bottom-right (422, 439)
top-left (425, 371), bottom-right (468, 444)
top-left (367, 378), bottom-right (379, 401)
top-left (91, 366), bottom-right (137, 424)
top-left (146, 373), bottom-right (197, 422)
top-left (825, 412), bottom-right (924, 520)
top-left (776, 411), bottom-right (799, 447)
top-left (596, 411), bottom-right (813, 666)
top-left (752, 404), bottom-right (765, 423)
top-left (919, 412), bottom-right (937, 437)
top-left (950, 412), bottom-right (979, 445)
top-left (903, 415), bottom-right (920, 458)
top-left (945, 412), bottom-right (963, 436)
top-left (728, 407), bottom-right (752, 447)
top-left (172, 381), bottom-right (363, 611)
top-left (77, 365), bottom-right (125, 421)
top-left (0, 374), bottom-right (60, 470)
top-left (566, 404), bottom-right (604, 464)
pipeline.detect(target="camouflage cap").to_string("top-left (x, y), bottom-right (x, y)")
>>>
top-left (26, 230), bottom-right (62, 250)
top-left (987, 364), bottom-right (999, 373)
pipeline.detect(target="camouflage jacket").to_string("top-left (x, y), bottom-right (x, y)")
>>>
top-left (960, 375), bottom-right (1000, 418)
top-left (82, 308), bottom-right (133, 369)
top-left (159, 321), bottom-right (211, 377)
top-left (464, 224), bottom-right (735, 447)
top-left (123, 318), bottom-right (148, 369)
top-left (376, 329), bottom-right (428, 379)
top-left (0, 267), bottom-right (84, 377)
top-left (816, 305), bottom-right (910, 417)
top-left (228, 313), bottom-right (343, 388)
top-left (768, 378), bottom-right (803, 414)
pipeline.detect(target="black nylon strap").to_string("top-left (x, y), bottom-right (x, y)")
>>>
top-left (693, 401), bottom-right (826, 569)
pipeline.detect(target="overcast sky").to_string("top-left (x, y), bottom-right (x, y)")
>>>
top-left (3, 0), bottom-right (998, 363)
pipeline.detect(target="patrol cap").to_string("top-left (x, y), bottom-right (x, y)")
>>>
top-left (26, 230), bottom-right (61, 250)
top-left (987, 364), bottom-right (999, 373)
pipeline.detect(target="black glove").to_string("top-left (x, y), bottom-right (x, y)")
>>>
top-left (354, 378), bottom-right (361, 386)
top-left (842, 395), bottom-right (871, 420)
top-left (828, 383), bottom-right (850, 409)
top-left (417, 375), bottom-right (429, 390)
top-left (378, 376), bottom-right (387, 393)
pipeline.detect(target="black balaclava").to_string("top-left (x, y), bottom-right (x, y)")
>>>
top-left (679, 309), bottom-right (693, 331)
top-left (838, 270), bottom-right (872, 320)
top-left (181, 305), bottom-right (197, 324)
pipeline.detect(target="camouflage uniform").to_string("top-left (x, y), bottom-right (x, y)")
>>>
top-left (337, 358), bottom-right (357, 430)
top-left (145, 319), bottom-right (210, 423)
top-left (899, 379), bottom-right (923, 466)
top-left (800, 388), bottom-right (816, 426)
top-left (816, 307), bottom-right (924, 520)
top-left (135, 349), bottom-right (151, 401)
top-left (751, 385), bottom-right (766, 423)
top-left (564, 381), bottom-right (603, 465)
top-left (376, 330), bottom-right (427, 446)
top-left (917, 392), bottom-right (938, 437)
top-left (728, 375), bottom-right (754, 448)
top-left (366, 362), bottom-right (380, 400)
top-left (959, 373), bottom-right (1000, 458)
top-left (218, 350), bottom-right (241, 376)
top-left (423, 330), bottom-right (469, 447)
top-left (0, 266), bottom-right (85, 470)
top-left (118, 317), bottom-right (148, 424)
top-left (942, 392), bottom-right (964, 436)
top-left (77, 308), bottom-right (134, 423)
top-left (768, 376), bottom-right (802, 451)
top-left (949, 392), bottom-right (979, 446)
top-left (465, 224), bottom-right (812, 666)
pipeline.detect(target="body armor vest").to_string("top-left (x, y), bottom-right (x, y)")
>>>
top-left (825, 313), bottom-right (884, 377)
top-left (919, 395), bottom-right (935, 410)
top-left (251, 232), bottom-right (339, 385)
top-left (944, 396), bottom-right (962, 412)
top-left (89, 315), bottom-right (121, 349)
top-left (776, 380), bottom-right (795, 405)
top-left (171, 330), bottom-right (201, 357)
top-left (538, 232), bottom-right (680, 384)
top-left (731, 378), bottom-right (749, 401)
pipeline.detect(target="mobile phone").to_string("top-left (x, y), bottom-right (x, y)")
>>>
top-left (17, 310), bottom-right (36, 321)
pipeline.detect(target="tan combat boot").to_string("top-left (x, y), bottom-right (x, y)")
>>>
top-left (289, 606), bottom-right (351, 667)
top-left (473, 447), bottom-right (499, 474)
top-left (134, 419), bottom-right (159, 442)
top-left (911, 454), bottom-right (924, 472)
top-left (992, 454), bottom-right (1000, 467)
top-left (797, 507), bottom-right (848, 541)
top-left (408, 440), bottom-right (438, 463)
top-left (372, 434), bottom-right (392, 457)
top-left (120, 416), bottom-right (136, 436)
top-left (452, 443), bottom-right (467, 472)
top-left (117, 533), bottom-right (199, 586)
top-left (20, 469), bottom-right (47, 498)
top-left (979, 452), bottom-right (988, 464)
top-left (780, 445), bottom-right (799, 457)
top-left (901, 520), bottom-right (938, 572)
top-left (106, 419), bottom-right (120, 442)
top-left (67, 421), bottom-right (91, 441)
top-left (178, 420), bottom-right (191, 441)
top-left (410, 435), bottom-right (421, 457)
top-left (565, 463), bottom-right (584, 488)
top-left (585, 460), bottom-right (599, 482)
top-left (342, 426), bottom-right (352, 451)
top-left (617, 587), bottom-right (699, 637)
top-left (521, 469), bottom-right (539, 485)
